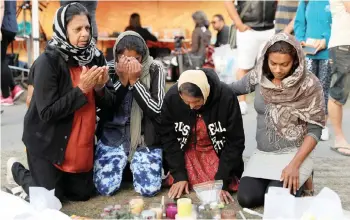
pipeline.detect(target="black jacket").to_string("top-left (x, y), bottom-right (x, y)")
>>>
top-left (160, 69), bottom-right (245, 190)
top-left (237, 1), bottom-right (277, 30)
top-left (215, 25), bottom-right (230, 47)
top-left (95, 60), bottom-right (166, 147)
top-left (125, 26), bottom-right (158, 42)
top-left (23, 46), bottom-right (109, 165)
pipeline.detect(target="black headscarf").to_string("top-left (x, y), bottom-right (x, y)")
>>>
top-left (48, 2), bottom-right (101, 66)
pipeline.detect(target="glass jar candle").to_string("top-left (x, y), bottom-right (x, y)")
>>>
top-left (149, 203), bottom-right (163, 219)
top-left (166, 203), bottom-right (177, 219)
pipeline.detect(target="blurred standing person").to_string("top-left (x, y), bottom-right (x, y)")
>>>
top-left (1, 0), bottom-right (24, 106)
top-left (60, 1), bottom-right (98, 41)
top-left (275, 0), bottom-right (299, 34)
top-left (327, 0), bottom-right (350, 156)
top-left (211, 14), bottom-right (229, 47)
top-left (182, 11), bottom-right (211, 69)
top-left (294, 0), bottom-right (332, 141)
top-left (125, 13), bottom-right (158, 43)
top-left (224, 1), bottom-right (277, 115)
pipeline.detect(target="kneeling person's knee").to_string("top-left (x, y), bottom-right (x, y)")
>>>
top-left (237, 190), bottom-right (260, 208)
top-left (131, 148), bottom-right (163, 197)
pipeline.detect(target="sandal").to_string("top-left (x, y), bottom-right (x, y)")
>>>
top-left (331, 144), bottom-right (350, 156)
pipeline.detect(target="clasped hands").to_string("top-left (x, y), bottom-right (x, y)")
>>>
top-left (78, 65), bottom-right (109, 94)
top-left (116, 55), bottom-right (142, 87)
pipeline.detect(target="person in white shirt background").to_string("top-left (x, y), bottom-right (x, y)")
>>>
top-left (327, 0), bottom-right (350, 156)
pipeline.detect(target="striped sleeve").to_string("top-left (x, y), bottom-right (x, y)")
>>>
top-left (106, 60), bottom-right (121, 90)
top-left (133, 61), bottom-right (165, 120)
top-left (107, 60), bottom-right (115, 75)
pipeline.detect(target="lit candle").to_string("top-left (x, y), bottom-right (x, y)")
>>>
top-left (129, 197), bottom-right (144, 215)
top-left (177, 198), bottom-right (192, 217)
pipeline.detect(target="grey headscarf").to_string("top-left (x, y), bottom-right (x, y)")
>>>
top-left (113, 31), bottom-right (154, 160)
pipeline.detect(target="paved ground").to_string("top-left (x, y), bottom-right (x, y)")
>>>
top-left (1, 94), bottom-right (350, 219)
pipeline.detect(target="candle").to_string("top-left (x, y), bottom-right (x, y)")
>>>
top-left (166, 203), bottom-right (178, 219)
top-left (150, 208), bottom-right (162, 219)
top-left (149, 203), bottom-right (163, 219)
top-left (129, 197), bottom-right (144, 215)
top-left (177, 198), bottom-right (192, 217)
top-left (161, 196), bottom-right (165, 218)
top-left (141, 210), bottom-right (156, 219)
top-left (175, 215), bottom-right (193, 220)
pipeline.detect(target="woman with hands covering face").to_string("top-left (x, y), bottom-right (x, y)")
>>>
top-left (10, 3), bottom-right (111, 202)
top-left (93, 31), bottom-right (166, 197)
top-left (116, 54), bottom-right (142, 87)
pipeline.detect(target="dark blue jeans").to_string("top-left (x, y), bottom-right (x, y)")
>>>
top-left (1, 29), bottom-right (16, 98)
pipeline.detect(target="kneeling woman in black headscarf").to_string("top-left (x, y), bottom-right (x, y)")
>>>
top-left (6, 3), bottom-right (111, 202)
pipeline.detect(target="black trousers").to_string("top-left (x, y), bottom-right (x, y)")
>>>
top-left (1, 29), bottom-right (16, 98)
top-left (12, 150), bottom-right (95, 202)
top-left (237, 176), bottom-right (304, 208)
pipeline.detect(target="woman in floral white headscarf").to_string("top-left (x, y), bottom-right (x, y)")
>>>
top-left (231, 33), bottom-right (325, 208)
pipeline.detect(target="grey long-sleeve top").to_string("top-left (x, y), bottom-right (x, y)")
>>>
top-left (231, 74), bottom-right (322, 152)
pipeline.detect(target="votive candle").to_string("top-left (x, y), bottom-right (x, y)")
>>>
top-left (166, 203), bottom-right (178, 219)
top-left (177, 198), bottom-right (192, 217)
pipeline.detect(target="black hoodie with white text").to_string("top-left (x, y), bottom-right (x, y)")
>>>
top-left (160, 69), bottom-right (245, 190)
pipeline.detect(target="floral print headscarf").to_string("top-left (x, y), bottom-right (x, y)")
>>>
top-left (247, 33), bottom-right (325, 150)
